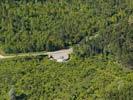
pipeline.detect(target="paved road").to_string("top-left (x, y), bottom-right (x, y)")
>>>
top-left (0, 48), bottom-right (73, 59)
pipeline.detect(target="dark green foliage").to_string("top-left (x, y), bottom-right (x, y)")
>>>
top-left (0, 0), bottom-right (132, 67)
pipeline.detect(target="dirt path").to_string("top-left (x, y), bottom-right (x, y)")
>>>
top-left (0, 48), bottom-right (73, 60)
top-left (0, 52), bottom-right (47, 59)
top-left (0, 55), bottom-right (5, 59)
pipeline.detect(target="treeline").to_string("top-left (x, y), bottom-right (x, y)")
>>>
top-left (0, 56), bottom-right (133, 99)
top-left (0, 0), bottom-right (133, 66)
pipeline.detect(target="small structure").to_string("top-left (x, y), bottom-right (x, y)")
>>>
top-left (54, 53), bottom-right (69, 62)
top-left (48, 53), bottom-right (69, 62)
top-left (48, 48), bottom-right (73, 62)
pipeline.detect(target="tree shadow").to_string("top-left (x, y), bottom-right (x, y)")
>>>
top-left (16, 93), bottom-right (27, 100)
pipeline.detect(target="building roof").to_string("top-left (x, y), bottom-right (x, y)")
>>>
top-left (52, 53), bottom-right (69, 60)
top-left (47, 48), bottom-right (73, 62)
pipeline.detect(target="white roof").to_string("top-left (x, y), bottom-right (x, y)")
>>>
top-left (47, 48), bottom-right (73, 62)
top-left (52, 53), bottom-right (69, 60)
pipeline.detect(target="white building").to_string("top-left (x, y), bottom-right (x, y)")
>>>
top-left (48, 48), bottom-right (73, 62)
top-left (49, 53), bottom-right (69, 62)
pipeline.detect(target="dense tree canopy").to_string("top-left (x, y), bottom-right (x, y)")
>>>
top-left (0, 56), bottom-right (133, 99)
top-left (0, 1), bottom-right (132, 48)
top-left (0, 0), bottom-right (132, 67)
top-left (0, 0), bottom-right (133, 99)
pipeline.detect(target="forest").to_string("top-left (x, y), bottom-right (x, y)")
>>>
top-left (0, 56), bottom-right (133, 99)
top-left (0, 0), bottom-right (133, 99)
top-left (0, 0), bottom-right (133, 66)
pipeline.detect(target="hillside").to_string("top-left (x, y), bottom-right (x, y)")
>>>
top-left (0, 0), bottom-right (133, 67)
top-left (0, 0), bottom-right (133, 99)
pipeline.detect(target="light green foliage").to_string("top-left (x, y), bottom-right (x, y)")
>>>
top-left (0, 56), bottom-right (133, 99)
top-left (9, 87), bottom-right (16, 100)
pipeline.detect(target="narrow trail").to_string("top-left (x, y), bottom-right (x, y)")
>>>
top-left (0, 52), bottom-right (47, 59)
top-left (0, 48), bottom-right (73, 60)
